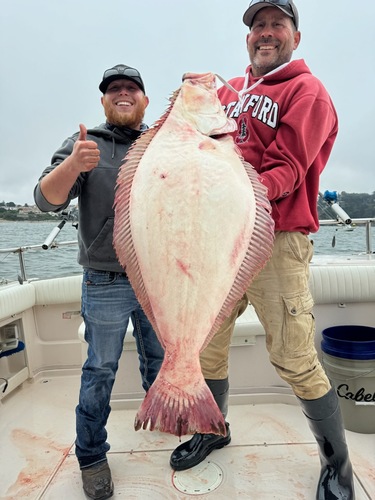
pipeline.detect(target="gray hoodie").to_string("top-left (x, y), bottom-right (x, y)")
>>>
top-left (34, 122), bottom-right (147, 272)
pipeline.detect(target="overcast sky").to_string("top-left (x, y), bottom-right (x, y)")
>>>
top-left (1, 0), bottom-right (374, 205)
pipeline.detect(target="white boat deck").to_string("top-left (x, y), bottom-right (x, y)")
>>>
top-left (1, 373), bottom-right (374, 500)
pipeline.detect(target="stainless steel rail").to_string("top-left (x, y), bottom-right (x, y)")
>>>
top-left (319, 218), bottom-right (374, 254)
top-left (1, 218), bottom-right (374, 283)
top-left (0, 240), bottom-right (78, 283)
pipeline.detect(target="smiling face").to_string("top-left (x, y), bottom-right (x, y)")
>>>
top-left (101, 78), bottom-right (149, 130)
top-left (247, 6), bottom-right (301, 77)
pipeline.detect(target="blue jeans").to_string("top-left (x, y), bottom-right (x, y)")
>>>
top-left (75, 269), bottom-right (164, 468)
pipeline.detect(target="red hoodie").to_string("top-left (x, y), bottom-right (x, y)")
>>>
top-left (217, 59), bottom-right (338, 234)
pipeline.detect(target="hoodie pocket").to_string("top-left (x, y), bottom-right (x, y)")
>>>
top-left (87, 217), bottom-right (115, 263)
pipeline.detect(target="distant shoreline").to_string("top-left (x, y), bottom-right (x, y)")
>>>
top-left (0, 219), bottom-right (57, 223)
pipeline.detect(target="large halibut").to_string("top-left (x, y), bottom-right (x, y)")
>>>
top-left (113, 72), bottom-right (274, 437)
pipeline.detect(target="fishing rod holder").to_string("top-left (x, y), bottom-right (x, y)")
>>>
top-left (320, 190), bottom-right (352, 225)
top-left (42, 208), bottom-right (78, 250)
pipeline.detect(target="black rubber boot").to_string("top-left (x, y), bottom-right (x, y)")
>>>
top-left (298, 388), bottom-right (355, 500)
top-left (81, 460), bottom-right (114, 499)
top-left (170, 378), bottom-right (231, 471)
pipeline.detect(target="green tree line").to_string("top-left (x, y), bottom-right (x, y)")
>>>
top-left (0, 201), bottom-right (56, 221)
top-left (1, 192), bottom-right (374, 222)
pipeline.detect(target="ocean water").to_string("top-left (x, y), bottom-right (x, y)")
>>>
top-left (0, 220), bottom-right (374, 283)
top-left (0, 220), bottom-right (81, 282)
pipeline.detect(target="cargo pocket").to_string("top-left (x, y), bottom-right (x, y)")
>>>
top-left (281, 290), bottom-right (315, 356)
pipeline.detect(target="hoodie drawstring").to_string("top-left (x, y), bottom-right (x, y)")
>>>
top-left (215, 62), bottom-right (290, 109)
top-left (111, 137), bottom-right (115, 159)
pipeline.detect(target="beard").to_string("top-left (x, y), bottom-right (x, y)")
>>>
top-left (103, 99), bottom-right (147, 129)
top-left (249, 39), bottom-right (295, 77)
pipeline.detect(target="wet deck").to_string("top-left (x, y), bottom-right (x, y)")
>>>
top-left (1, 374), bottom-right (374, 499)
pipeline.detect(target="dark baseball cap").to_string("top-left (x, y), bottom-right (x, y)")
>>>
top-left (99, 64), bottom-right (145, 94)
top-left (243, 0), bottom-right (299, 29)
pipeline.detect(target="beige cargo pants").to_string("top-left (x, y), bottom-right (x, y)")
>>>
top-left (200, 231), bottom-right (331, 400)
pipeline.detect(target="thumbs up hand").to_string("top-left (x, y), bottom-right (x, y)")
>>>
top-left (71, 123), bottom-right (100, 172)
top-left (78, 123), bottom-right (88, 142)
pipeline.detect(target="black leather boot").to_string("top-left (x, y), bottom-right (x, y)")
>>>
top-left (298, 388), bottom-right (355, 500)
top-left (170, 378), bottom-right (231, 471)
top-left (81, 460), bottom-right (114, 499)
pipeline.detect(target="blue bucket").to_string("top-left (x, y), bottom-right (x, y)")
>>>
top-left (321, 325), bottom-right (375, 434)
top-left (321, 325), bottom-right (375, 360)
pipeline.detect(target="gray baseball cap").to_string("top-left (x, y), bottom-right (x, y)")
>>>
top-left (99, 64), bottom-right (145, 94)
top-left (243, 0), bottom-right (299, 29)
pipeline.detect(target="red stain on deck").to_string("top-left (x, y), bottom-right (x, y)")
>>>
top-left (5, 428), bottom-right (72, 498)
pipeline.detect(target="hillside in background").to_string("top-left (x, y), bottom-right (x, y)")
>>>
top-left (0, 202), bottom-right (56, 221)
top-left (1, 192), bottom-right (374, 222)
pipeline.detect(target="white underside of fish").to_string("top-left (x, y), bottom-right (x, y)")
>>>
top-left (114, 73), bottom-right (274, 437)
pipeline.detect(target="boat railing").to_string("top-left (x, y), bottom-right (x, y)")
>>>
top-left (0, 240), bottom-right (78, 284)
top-left (0, 208), bottom-right (79, 284)
top-left (0, 218), bottom-right (374, 285)
top-left (319, 217), bottom-right (374, 255)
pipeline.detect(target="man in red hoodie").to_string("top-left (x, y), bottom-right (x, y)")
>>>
top-left (170, 2), bottom-right (355, 499)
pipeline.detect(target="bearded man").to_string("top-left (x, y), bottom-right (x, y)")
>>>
top-left (34, 64), bottom-right (164, 500)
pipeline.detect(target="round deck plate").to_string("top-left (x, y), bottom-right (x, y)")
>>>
top-left (172, 461), bottom-right (223, 495)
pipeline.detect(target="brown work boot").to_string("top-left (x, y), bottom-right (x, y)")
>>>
top-left (81, 460), bottom-right (114, 499)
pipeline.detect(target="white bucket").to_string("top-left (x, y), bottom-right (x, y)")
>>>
top-left (321, 325), bottom-right (375, 434)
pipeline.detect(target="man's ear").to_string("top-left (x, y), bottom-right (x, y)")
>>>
top-left (293, 30), bottom-right (301, 50)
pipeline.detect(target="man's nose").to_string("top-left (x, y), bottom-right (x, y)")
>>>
top-left (118, 85), bottom-right (130, 94)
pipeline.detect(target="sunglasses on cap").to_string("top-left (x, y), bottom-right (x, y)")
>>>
top-left (244, 0), bottom-right (299, 29)
top-left (103, 66), bottom-right (141, 80)
top-left (99, 65), bottom-right (145, 94)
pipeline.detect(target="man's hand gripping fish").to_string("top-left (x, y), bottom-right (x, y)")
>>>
top-left (113, 72), bottom-right (274, 437)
